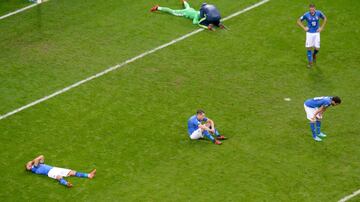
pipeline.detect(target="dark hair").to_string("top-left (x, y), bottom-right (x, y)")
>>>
top-left (196, 109), bottom-right (205, 115)
top-left (332, 96), bottom-right (341, 104)
top-left (309, 4), bottom-right (315, 8)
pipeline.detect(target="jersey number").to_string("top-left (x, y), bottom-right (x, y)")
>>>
top-left (314, 96), bottom-right (325, 100)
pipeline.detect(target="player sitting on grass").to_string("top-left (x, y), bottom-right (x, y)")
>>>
top-left (304, 96), bottom-right (341, 142)
top-left (25, 155), bottom-right (96, 188)
top-left (187, 109), bottom-right (226, 145)
top-left (150, 1), bottom-right (226, 31)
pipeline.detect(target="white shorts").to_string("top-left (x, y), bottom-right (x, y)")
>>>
top-left (189, 128), bottom-right (203, 140)
top-left (47, 167), bottom-right (72, 179)
top-left (306, 32), bottom-right (320, 48)
top-left (304, 104), bottom-right (322, 121)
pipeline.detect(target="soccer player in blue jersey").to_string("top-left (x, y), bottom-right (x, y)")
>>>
top-left (25, 155), bottom-right (96, 187)
top-left (187, 109), bottom-right (226, 145)
top-left (297, 4), bottom-right (327, 68)
top-left (199, 3), bottom-right (226, 31)
top-left (150, 1), bottom-right (226, 31)
top-left (304, 96), bottom-right (341, 141)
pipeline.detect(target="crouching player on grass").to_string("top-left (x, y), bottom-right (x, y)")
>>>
top-left (304, 96), bottom-right (341, 142)
top-left (187, 109), bottom-right (226, 145)
top-left (25, 155), bottom-right (96, 187)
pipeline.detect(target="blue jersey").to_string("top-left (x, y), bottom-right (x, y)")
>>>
top-left (200, 4), bottom-right (221, 21)
top-left (304, 96), bottom-right (332, 108)
top-left (31, 164), bottom-right (53, 176)
top-left (300, 11), bottom-right (325, 33)
top-left (187, 115), bottom-right (208, 135)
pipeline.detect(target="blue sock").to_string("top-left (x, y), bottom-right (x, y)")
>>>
top-left (316, 120), bottom-right (321, 134)
top-left (307, 50), bottom-right (313, 62)
top-left (214, 128), bottom-right (220, 137)
top-left (59, 178), bottom-right (68, 186)
top-left (75, 172), bottom-right (88, 178)
top-left (310, 122), bottom-right (316, 138)
top-left (203, 131), bottom-right (215, 143)
top-left (314, 49), bottom-right (319, 55)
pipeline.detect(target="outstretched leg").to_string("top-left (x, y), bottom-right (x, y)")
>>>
top-left (68, 169), bottom-right (96, 179)
top-left (157, 7), bottom-right (185, 16)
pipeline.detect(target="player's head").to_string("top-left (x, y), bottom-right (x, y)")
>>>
top-left (211, 20), bottom-right (221, 27)
top-left (196, 109), bottom-right (206, 120)
top-left (309, 4), bottom-right (316, 14)
top-left (202, 3), bottom-right (207, 7)
top-left (331, 96), bottom-right (341, 106)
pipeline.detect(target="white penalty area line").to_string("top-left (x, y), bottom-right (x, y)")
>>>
top-left (339, 189), bottom-right (360, 202)
top-left (0, 0), bottom-right (270, 121)
top-left (0, 0), bottom-right (49, 21)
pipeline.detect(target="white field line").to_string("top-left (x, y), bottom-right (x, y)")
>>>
top-left (0, 0), bottom-right (270, 121)
top-left (0, 0), bottom-right (48, 21)
top-left (339, 189), bottom-right (360, 202)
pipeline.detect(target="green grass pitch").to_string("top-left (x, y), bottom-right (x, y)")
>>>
top-left (0, 0), bottom-right (359, 201)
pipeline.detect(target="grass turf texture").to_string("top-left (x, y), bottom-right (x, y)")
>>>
top-left (0, 0), bottom-right (32, 16)
top-left (0, 0), bottom-right (360, 201)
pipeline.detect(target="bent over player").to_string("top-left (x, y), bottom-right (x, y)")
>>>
top-left (304, 96), bottom-right (341, 141)
top-left (199, 3), bottom-right (226, 30)
top-left (187, 109), bottom-right (226, 145)
top-left (297, 4), bottom-right (327, 68)
top-left (26, 155), bottom-right (96, 187)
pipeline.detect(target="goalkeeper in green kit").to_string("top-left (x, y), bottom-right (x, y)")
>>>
top-left (150, 0), bottom-right (226, 31)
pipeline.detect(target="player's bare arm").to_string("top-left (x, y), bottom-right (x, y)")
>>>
top-left (312, 106), bottom-right (326, 120)
top-left (317, 16), bottom-right (327, 32)
top-left (206, 119), bottom-right (215, 133)
top-left (199, 124), bottom-right (211, 131)
top-left (33, 155), bottom-right (45, 166)
top-left (297, 18), bottom-right (309, 32)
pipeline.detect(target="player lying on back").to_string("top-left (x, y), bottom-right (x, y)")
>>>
top-left (150, 1), bottom-right (227, 31)
top-left (187, 109), bottom-right (226, 145)
top-left (303, 96), bottom-right (341, 141)
top-left (25, 155), bottom-right (96, 187)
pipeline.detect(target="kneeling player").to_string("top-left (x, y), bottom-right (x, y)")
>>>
top-left (25, 155), bottom-right (96, 187)
top-left (187, 109), bottom-right (226, 145)
top-left (303, 96), bottom-right (341, 141)
top-left (199, 3), bottom-right (227, 31)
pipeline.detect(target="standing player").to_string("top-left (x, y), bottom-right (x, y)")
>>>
top-left (25, 155), bottom-right (96, 187)
top-left (297, 4), bottom-right (327, 68)
top-left (304, 96), bottom-right (341, 141)
top-left (187, 109), bottom-right (226, 145)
